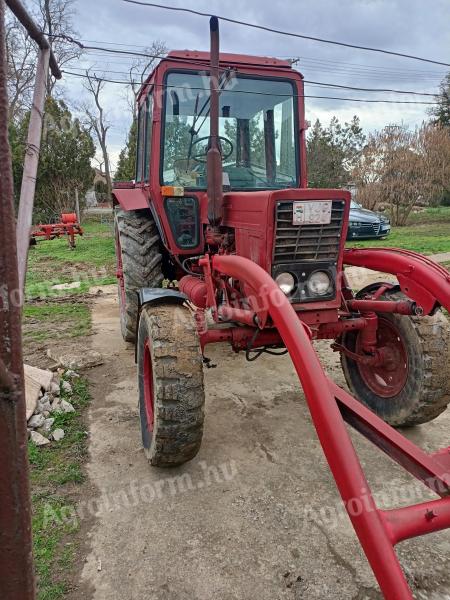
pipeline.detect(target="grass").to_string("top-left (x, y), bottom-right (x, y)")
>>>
top-left (29, 376), bottom-right (91, 600)
top-left (26, 220), bottom-right (116, 300)
top-left (24, 218), bottom-right (106, 597)
top-left (347, 206), bottom-right (450, 256)
top-left (23, 302), bottom-right (91, 342)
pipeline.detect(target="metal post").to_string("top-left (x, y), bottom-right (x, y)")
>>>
top-left (0, 0), bottom-right (36, 597)
top-left (16, 46), bottom-right (50, 294)
top-left (75, 187), bottom-right (80, 223)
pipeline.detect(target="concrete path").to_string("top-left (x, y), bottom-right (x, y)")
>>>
top-left (79, 286), bottom-right (450, 600)
top-left (429, 252), bottom-right (450, 264)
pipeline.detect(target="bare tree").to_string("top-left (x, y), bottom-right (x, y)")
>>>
top-left (83, 72), bottom-right (112, 196)
top-left (124, 40), bottom-right (167, 115)
top-left (352, 122), bottom-right (450, 225)
top-left (5, 0), bottom-right (81, 118)
top-left (33, 0), bottom-right (82, 93)
top-left (5, 16), bottom-right (36, 119)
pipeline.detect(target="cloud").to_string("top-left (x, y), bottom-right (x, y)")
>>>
top-left (59, 0), bottom-right (450, 171)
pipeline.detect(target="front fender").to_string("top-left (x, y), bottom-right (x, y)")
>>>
top-left (344, 247), bottom-right (450, 315)
top-left (112, 187), bottom-right (148, 211)
top-left (134, 288), bottom-right (187, 360)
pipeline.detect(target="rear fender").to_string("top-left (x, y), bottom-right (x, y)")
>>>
top-left (344, 247), bottom-right (450, 315)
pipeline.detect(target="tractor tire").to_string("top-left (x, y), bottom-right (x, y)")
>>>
top-left (341, 287), bottom-right (450, 427)
top-left (115, 209), bottom-right (163, 343)
top-left (137, 303), bottom-right (205, 466)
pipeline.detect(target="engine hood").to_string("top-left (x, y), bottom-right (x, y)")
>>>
top-left (350, 207), bottom-right (387, 223)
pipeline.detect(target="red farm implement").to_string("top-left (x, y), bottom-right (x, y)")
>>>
top-left (30, 212), bottom-right (83, 248)
top-left (112, 17), bottom-right (450, 598)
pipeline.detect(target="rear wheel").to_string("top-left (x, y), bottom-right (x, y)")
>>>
top-left (341, 288), bottom-right (450, 426)
top-left (115, 209), bottom-right (163, 342)
top-left (137, 303), bottom-right (205, 466)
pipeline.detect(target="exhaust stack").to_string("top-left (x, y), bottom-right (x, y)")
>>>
top-left (207, 16), bottom-right (223, 226)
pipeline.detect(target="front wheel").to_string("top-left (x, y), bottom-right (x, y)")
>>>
top-left (341, 290), bottom-right (450, 426)
top-left (137, 303), bottom-right (205, 466)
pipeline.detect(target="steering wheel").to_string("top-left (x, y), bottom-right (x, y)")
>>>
top-left (191, 136), bottom-right (234, 163)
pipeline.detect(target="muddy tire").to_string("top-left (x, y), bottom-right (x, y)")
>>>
top-left (137, 303), bottom-right (205, 466)
top-left (341, 288), bottom-right (450, 426)
top-left (115, 209), bottom-right (163, 343)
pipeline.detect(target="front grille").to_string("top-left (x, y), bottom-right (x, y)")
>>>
top-left (359, 222), bottom-right (380, 236)
top-left (273, 200), bottom-right (345, 264)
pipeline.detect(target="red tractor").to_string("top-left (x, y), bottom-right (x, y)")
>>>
top-left (113, 18), bottom-right (450, 599)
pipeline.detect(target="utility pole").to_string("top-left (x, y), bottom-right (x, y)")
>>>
top-left (0, 2), bottom-right (61, 598)
top-left (15, 46), bottom-right (50, 292)
top-left (75, 187), bottom-right (81, 223)
top-left (4, 0), bottom-right (61, 294)
top-left (0, 1), bottom-right (35, 597)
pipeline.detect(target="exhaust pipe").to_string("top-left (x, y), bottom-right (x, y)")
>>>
top-left (207, 16), bottom-right (224, 226)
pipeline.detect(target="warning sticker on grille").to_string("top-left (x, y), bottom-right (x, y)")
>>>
top-left (293, 201), bottom-right (332, 225)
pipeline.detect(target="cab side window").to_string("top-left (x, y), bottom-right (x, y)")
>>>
top-left (144, 94), bottom-right (153, 181)
top-left (136, 102), bottom-right (146, 182)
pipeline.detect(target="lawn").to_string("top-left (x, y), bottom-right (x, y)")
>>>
top-left (23, 302), bottom-right (91, 343)
top-left (26, 220), bottom-right (116, 300)
top-left (29, 375), bottom-right (91, 600)
top-left (347, 207), bottom-right (450, 256)
top-left (24, 219), bottom-right (111, 597)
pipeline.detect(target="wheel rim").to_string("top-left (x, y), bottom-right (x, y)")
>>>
top-left (115, 228), bottom-right (126, 316)
top-left (356, 318), bottom-right (409, 398)
top-left (143, 338), bottom-right (155, 432)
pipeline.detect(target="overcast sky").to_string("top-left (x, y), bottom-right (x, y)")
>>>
top-left (58, 0), bottom-right (450, 171)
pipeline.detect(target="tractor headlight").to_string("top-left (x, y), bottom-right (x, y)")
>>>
top-left (275, 272), bottom-right (295, 295)
top-left (307, 271), bottom-right (332, 296)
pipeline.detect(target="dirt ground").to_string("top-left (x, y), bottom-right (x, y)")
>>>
top-left (77, 282), bottom-right (450, 600)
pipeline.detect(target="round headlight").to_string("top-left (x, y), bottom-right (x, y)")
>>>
top-left (307, 271), bottom-right (332, 296)
top-left (275, 272), bottom-right (295, 295)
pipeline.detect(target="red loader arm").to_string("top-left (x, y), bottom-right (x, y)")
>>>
top-left (211, 254), bottom-right (450, 600)
top-left (344, 247), bottom-right (450, 315)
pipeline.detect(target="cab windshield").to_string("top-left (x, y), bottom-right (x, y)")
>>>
top-left (162, 72), bottom-right (298, 190)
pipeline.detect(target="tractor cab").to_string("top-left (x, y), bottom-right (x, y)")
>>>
top-left (120, 48), bottom-right (350, 314)
top-left (160, 56), bottom-right (298, 192)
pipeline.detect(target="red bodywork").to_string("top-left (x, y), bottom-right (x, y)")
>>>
top-left (30, 213), bottom-right (82, 248)
top-left (113, 45), bottom-right (450, 598)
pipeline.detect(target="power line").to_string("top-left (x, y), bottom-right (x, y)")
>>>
top-left (68, 56), bottom-right (445, 87)
top-left (62, 70), bottom-right (439, 104)
top-left (303, 80), bottom-right (437, 97)
top-left (54, 35), bottom-right (442, 100)
top-left (53, 34), bottom-right (445, 90)
top-left (286, 55), bottom-right (447, 75)
top-left (121, 0), bottom-right (450, 67)
top-left (63, 65), bottom-right (437, 97)
top-left (64, 35), bottom-right (448, 77)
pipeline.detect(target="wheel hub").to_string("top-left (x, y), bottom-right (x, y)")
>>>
top-left (356, 318), bottom-right (409, 398)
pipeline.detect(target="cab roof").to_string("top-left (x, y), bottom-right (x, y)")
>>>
top-left (137, 50), bottom-right (296, 103)
top-left (166, 50), bottom-right (292, 69)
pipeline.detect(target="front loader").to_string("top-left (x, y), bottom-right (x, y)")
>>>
top-left (113, 17), bottom-right (450, 599)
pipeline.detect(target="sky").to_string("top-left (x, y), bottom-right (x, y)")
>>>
top-left (57, 0), bottom-right (450, 171)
